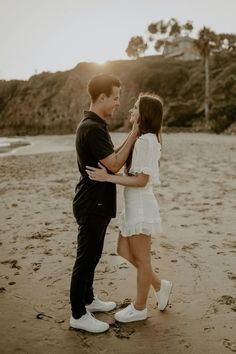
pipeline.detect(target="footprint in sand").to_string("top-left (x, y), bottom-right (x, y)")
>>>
top-left (191, 263), bottom-right (199, 269)
top-left (1, 259), bottom-right (21, 270)
top-left (8, 281), bottom-right (16, 285)
top-left (210, 244), bottom-right (219, 250)
top-left (24, 245), bottom-right (34, 251)
top-left (171, 206), bottom-right (180, 210)
top-left (217, 295), bottom-right (236, 312)
top-left (222, 240), bottom-right (236, 252)
top-left (118, 298), bottom-right (132, 309)
top-left (32, 262), bottom-right (42, 271)
top-left (29, 231), bottom-right (53, 240)
top-left (203, 326), bottom-right (215, 332)
top-left (178, 338), bottom-right (191, 349)
top-left (161, 242), bottom-right (176, 250)
top-left (110, 322), bottom-right (135, 339)
top-left (223, 339), bottom-right (236, 352)
top-left (182, 243), bottom-right (199, 251)
top-left (216, 251), bottom-right (226, 255)
top-left (43, 249), bottom-right (53, 256)
top-left (226, 271), bottom-right (236, 281)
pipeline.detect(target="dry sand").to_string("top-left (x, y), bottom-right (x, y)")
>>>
top-left (0, 132), bottom-right (235, 354)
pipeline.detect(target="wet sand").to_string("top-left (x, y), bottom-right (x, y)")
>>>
top-left (0, 133), bottom-right (235, 354)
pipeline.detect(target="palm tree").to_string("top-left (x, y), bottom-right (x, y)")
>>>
top-left (195, 27), bottom-right (218, 124)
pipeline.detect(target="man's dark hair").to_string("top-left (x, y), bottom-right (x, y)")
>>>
top-left (87, 74), bottom-right (121, 103)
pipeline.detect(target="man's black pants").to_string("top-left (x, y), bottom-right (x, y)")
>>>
top-left (70, 214), bottom-right (111, 319)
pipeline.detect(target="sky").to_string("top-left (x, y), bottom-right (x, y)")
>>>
top-left (1, 0), bottom-right (236, 80)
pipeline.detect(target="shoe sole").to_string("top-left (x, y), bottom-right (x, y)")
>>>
top-left (85, 305), bottom-right (116, 313)
top-left (115, 315), bottom-right (148, 323)
top-left (70, 324), bottom-right (109, 333)
top-left (158, 282), bottom-right (173, 311)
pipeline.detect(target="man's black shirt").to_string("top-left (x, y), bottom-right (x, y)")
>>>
top-left (73, 111), bottom-right (116, 219)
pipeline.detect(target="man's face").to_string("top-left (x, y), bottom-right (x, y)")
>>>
top-left (101, 86), bottom-right (120, 118)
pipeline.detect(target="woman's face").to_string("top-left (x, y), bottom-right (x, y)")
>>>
top-left (129, 99), bottom-right (139, 124)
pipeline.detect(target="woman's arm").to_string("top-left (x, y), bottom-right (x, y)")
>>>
top-left (108, 173), bottom-right (149, 187)
top-left (86, 164), bottom-right (149, 187)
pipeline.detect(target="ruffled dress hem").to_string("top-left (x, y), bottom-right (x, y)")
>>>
top-left (119, 221), bottom-right (162, 237)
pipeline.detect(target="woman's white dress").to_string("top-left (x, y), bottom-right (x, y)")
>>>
top-left (119, 133), bottom-right (162, 237)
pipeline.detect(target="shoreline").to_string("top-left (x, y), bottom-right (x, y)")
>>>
top-left (0, 132), bottom-right (235, 157)
top-left (0, 137), bottom-right (31, 154)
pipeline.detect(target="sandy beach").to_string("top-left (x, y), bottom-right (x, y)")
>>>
top-left (0, 132), bottom-right (235, 354)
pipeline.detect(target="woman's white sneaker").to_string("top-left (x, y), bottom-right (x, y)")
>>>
top-left (115, 303), bottom-right (147, 323)
top-left (156, 280), bottom-right (172, 311)
top-left (70, 311), bottom-right (109, 333)
top-left (86, 296), bottom-right (116, 312)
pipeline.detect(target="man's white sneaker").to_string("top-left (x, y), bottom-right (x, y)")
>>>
top-left (156, 280), bottom-right (173, 311)
top-left (70, 311), bottom-right (109, 333)
top-left (86, 296), bottom-right (116, 312)
top-left (115, 303), bottom-right (147, 323)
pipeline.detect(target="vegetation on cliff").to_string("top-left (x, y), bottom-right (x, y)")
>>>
top-left (0, 53), bottom-right (235, 136)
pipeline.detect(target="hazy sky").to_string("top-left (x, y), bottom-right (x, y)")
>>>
top-left (1, 0), bottom-right (235, 80)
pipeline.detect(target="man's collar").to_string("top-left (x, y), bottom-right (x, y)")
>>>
top-left (83, 110), bottom-right (108, 127)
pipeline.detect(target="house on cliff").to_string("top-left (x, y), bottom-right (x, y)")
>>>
top-left (163, 36), bottom-right (201, 61)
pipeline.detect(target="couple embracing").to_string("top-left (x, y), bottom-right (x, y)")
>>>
top-left (69, 74), bottom-right (172, 333)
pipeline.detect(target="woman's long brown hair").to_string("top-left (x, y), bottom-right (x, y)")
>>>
top-left (125, 93), bottom-right (163, 174)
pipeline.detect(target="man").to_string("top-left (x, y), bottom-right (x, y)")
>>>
top-left (70, 73), bottom-right (138, 333)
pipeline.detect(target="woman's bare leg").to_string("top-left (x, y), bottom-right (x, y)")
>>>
top-left (126, 234), bottom-right (153, 309)
top-left (117, 233), bottom-right (161, 291)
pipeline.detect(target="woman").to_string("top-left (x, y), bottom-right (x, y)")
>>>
top-left (86, 93), bottom-right (172, 323)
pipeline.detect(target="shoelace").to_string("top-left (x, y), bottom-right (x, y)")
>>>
top-left (87, 310), bottom-right (99, 321)
top-left (125, 305), bottom-right (136, 315)
top-left (127, 310), bottom-right (135, 315)
top-left (86, 310), bottom-right (92, 317)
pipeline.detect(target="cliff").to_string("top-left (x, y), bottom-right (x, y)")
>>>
top-left (0, 55), bottom-right (235, 135)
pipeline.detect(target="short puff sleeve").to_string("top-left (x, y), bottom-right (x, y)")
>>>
top-left (129, 134), bottom-right (161, 185)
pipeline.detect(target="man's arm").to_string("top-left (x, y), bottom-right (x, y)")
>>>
top-left (100, 129), bottom-right (137, 173)
top-left (114, 132), bottom-right (131, 153)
